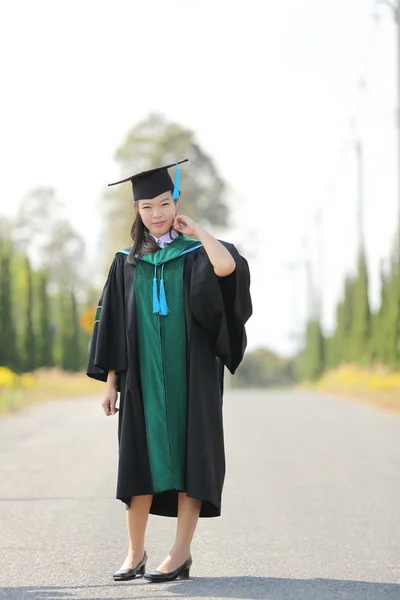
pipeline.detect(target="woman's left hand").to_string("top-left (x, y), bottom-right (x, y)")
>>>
top-left (174, 214), bottom-right (236, 277)
top-left (173, 215), bottom-right (201, 238)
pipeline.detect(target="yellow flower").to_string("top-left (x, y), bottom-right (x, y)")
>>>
top-left (0, 367), bottom-right (18, 389)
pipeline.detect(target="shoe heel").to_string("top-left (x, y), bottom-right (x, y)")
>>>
top-left (138, 564), bottom-right (146, 576)
top-left (181, 567), bottom-right (190, 579)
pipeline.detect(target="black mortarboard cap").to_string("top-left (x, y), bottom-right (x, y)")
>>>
top-left (108, 159), bottom-right (188, 201)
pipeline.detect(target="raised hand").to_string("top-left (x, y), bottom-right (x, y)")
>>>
top-left (173, 215), bottom-right (200, 238)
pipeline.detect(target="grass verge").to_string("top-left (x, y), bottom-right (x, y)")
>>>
top-left (308, 365), bottom-right (400, 413)
top-left (0, 369), bottom-right (101, 415)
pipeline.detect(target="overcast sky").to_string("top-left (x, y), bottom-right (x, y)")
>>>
top-left (0, 0), bottom-right (397, 354)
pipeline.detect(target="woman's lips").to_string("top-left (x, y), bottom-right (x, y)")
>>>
top-left (153, 222), bottom-right (166, 227)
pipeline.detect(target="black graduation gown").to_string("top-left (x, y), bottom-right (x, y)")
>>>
top-left (86, 242), bottom-right (252, 517)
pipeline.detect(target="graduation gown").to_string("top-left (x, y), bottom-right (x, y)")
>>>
top-left (86, 236), bottom-right (252, 518)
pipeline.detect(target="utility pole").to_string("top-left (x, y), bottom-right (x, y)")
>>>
top-left (302, 236), bottom-right (315, 322)
top-left (355, 139), bottom-right (365, 252)
top-left (314, 208), bottom-right (324, 321)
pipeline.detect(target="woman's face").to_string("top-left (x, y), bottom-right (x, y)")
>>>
top-left (138, 191), bottom-right (177, 238)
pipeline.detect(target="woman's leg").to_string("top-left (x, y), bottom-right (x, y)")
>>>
top-left (155, 492), bottom-right (201, 573)
top-left (119, 494), bottom-right (153, 569)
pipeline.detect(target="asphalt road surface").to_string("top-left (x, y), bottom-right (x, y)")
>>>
top-left (0, 390), bottom-right (399, 600)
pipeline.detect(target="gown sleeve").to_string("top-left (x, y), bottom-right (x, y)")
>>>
top-left (86, 252), bottom-right (127, 384)
top-left (189, 243), bottom-right (252, 374)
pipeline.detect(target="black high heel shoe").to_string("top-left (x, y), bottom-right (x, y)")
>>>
top-left (113, 551), bottom-right (147, 581)
top-left (144, 556), bottom-right (192, 583)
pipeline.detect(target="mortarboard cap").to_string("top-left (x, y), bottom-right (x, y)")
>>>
top-left (108, 159), bottom-right (188, 201)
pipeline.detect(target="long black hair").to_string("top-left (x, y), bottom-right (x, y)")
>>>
top-left (127, 201), bottom-right (179, 265)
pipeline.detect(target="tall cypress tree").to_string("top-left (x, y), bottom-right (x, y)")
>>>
top-left (391, 242), bottom-right (400, 369)
top-left (328, 277), bottom-right (354, 367)
top-left (378, 251), bottom-right (400, 369)
top-left (59, 289), bottom-right (81, 372)
top-left (324, 333), bottom-right (336, 370)
top-left (69, 289), bottom-right (81, 372)
top-left (342, 276), bottom-right (355, 363)
top-left (371, 261), bottom-right (389, 365)
top-left (304, 318), bottom-right (325, 381)
top-left (23, 255), bottom-right (36, 372)
top-left (350, 249), bottom-right (371, 365)
top-left (59, 292), bottom-right (70, 371)
top-left (389, 263), bottom-right (400, 369)
top-left (37, 270), bottom-right (53, 367)
top-left (332, 301), bottom-right (345, 367)
top-left (0, 237), bottom-right (19, 370)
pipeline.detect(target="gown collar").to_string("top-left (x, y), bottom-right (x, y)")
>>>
top-left (150, 228), bottom-right (179, 248)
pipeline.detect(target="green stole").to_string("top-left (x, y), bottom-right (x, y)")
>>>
top-left (133, 236), bottom-right (201, 493)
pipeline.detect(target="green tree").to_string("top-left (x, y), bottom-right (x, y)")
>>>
top-left (13, 187), bottom-right (86, 289)
top-left (350, 249), bottom-right (371, 364)
top-left (324, 333), bottom-right (336, 370)
top-left (329, 301), bottom-right (345, 367)
top-left (37, 270), bottom-right (54, 368)
top-left (0, 231), bottom-right (19, 370)
top-left (59, 290), bottom-right (82, 372)
top-left (370, 260), bottom-right (388, 365)
top-left (103, 112), bottom-right (229, 262)
top-left (11, 190), bottom-right (90, 373)
top-left (69, 290), bottom-right (82, 371)
top-left (386, 257), bottom-right (400, 369)
top-left (301, 318), bottom-right (325, 381)
top-left (336, 276), bottom-right (355, 364)
top-left (232, 348), bottom-right (296, 388)
top-left (22, 255), bottom-right (36, 372)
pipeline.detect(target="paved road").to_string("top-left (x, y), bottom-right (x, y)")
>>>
top-left (0, 390), bottom-right (399, 600)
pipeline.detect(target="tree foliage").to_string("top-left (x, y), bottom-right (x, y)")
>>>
top-left (297, 318), bottom-right (325, 381)
top-left (22, 255), bottom-right (36, 372)
top-left (13, 187), bottom-right (86, 287)
top-left (0, 192), bottom-right (88, 373)
top-left (37, 269), bottom-right (54, 368)
top-left (232, 348), bottom-right (297, 388)
top-left (0, 227), bottom-right (19, 371)
top-left (299, 239), bottom-right (400, 379)
top-left (59, 290), bottom-right (82, 372)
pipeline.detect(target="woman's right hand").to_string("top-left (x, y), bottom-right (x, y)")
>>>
top-left (101, 386), bottom-right (119, 416)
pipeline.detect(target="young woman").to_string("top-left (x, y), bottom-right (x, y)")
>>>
top-left (87, 159), bottom-right (252, 583)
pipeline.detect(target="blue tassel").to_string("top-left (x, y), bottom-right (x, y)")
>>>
top-left (152, 265), bottom-right (160, 314)
top-left (172, 164), bottom-right (180, 200)
top-left (159, 265), bottom-right (170, 315)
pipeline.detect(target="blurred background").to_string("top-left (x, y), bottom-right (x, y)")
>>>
top-left (1, 0), bottom-right (400, 408)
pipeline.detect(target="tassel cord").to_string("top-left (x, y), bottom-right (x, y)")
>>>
top-left (172, 164), bottom-right (180, 200)
top-left (152, 264), bottom-right (160, 314)
top-left (159, 264), bottom-right (170, 315)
